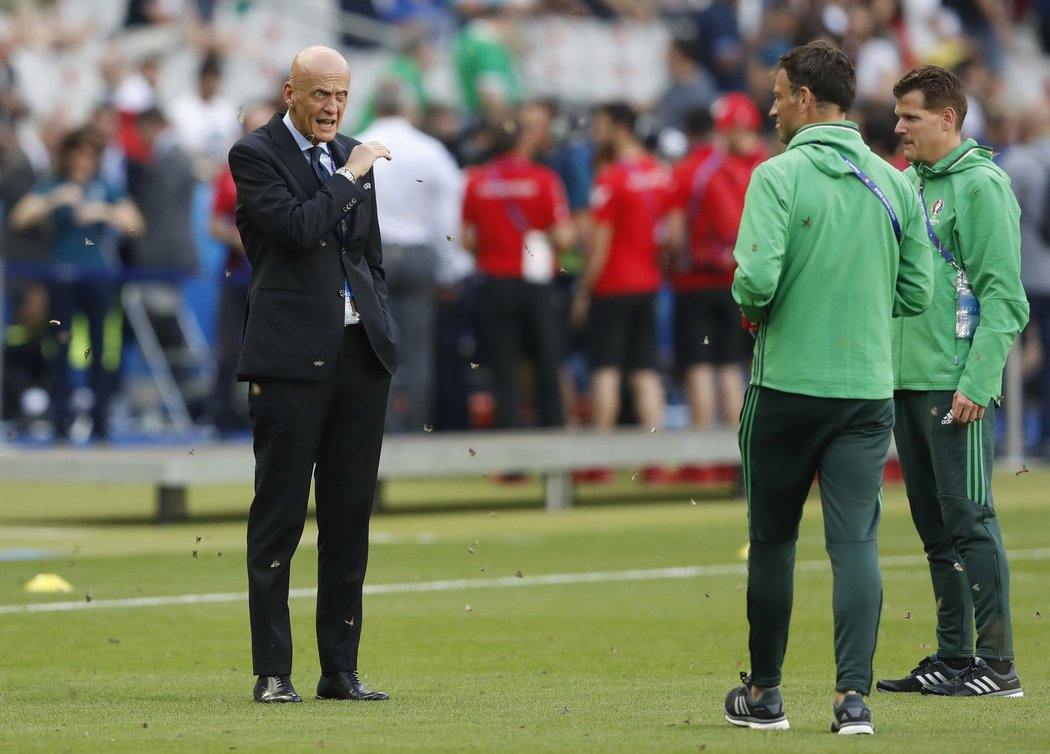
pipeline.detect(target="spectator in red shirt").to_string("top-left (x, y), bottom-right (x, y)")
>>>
top-left (462, 118), bottom-right (575, 429)
top-left (572, 102), bottom-right (672, 435)
top-left (667, 93), bottom-right (766, 457)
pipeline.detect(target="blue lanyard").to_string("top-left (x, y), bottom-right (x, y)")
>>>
top-left (838, 153), bottom-right (901, 243)
top-left (917, 179), bottom-right (960, 270)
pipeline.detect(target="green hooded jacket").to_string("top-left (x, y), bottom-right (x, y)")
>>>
top-left (892, 139), bottom-right (1029, 406)
top-left (732, 121), bottom-right (934, 400)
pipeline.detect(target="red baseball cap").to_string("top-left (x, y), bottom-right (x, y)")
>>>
top-left (712, 92), bottom-right (761, 132)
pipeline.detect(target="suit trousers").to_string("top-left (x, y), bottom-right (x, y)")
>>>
top-left (246, 324), bottom-right (391, 676)
top-left (893, 390), bottom-right (1014, 661)
top-left (738, 386), bottom-right (892, 694)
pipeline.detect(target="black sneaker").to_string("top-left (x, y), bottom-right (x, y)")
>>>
top-left (724, 672), bottom-right (790, 730)
top-left (876, 654), bottom-right (967, 692)
top-left (921, 658), bottom-right (1024, 698)
top-left (831, 692), bottom-right (874, 735)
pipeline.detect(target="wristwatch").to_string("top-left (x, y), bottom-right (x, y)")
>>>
top-left (335, 167), bottom-right (356, 183)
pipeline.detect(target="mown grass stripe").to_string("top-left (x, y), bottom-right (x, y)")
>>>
top-left (4, 548), bottom-right (1050, 616)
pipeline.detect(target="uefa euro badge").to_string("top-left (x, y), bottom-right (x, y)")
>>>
top-left (930, 198), bottom-right (945, 224)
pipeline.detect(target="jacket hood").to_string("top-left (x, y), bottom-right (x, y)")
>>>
top-left (786, 121), bottom-right (867, 178)
top-left (912, 139), bottom-right (995, 180)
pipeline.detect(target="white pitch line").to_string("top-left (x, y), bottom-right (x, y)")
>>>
top-left (3, 547), bottom-right (1049, 616)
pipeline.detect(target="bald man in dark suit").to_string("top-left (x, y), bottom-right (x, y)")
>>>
top-left (229, 45), bottom-right (398, 704)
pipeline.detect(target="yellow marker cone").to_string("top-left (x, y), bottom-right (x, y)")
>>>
top-left (24, 573), bottom-right (74, 593)
top-left (737, 543), bottom-right (750, 561)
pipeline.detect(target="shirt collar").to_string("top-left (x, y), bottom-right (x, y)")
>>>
top-left (282, 111), bottom-right (331, 157)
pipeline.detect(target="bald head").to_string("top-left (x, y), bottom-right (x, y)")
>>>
top-left (289, 46), bottom-right (348, 85)
top-left (284, 46), bottom-right (351, 144)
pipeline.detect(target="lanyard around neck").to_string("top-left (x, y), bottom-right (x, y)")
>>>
top-left (917, 178), bottom-right (960, 270)
top-left (838, 153), bottom-right (901, 243)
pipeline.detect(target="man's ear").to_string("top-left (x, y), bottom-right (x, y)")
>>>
top-left (797, 85), bottom-right (813, 112)
top-left (941, 106), bottom-right (958, 132)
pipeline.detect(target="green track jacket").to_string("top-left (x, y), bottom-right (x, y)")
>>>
top-left (892, 139), bottom-right (1030, 406)
top-left (732, 121), bottom-right (934, 399)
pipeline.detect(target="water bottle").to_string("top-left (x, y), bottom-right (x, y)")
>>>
top-left (955, 270), bottom-right (980, 339)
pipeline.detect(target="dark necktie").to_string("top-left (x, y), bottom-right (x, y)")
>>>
top-left (308, 145), bottom-right (330, 184)
top-left (308, 145), bottom-right (356, 312)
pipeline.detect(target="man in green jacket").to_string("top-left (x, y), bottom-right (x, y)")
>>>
top-left (723, 41), bottom-right (933, 735)
top-left (876, 65), bottom-right (1029, 698)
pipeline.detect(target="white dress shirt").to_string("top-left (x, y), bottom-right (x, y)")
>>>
top-left (282, 111), bottom-right (338, 174)
top-left (282, 112), bottom-right (358, 323)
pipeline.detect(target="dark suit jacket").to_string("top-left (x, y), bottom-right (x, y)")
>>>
top-left (230, 113), bottom-right (399, 381)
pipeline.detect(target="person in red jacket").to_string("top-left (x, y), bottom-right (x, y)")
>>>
top-left (462, 118), bottom-right (575, 429)
top-left (667, 93), bottom-right (766, 481)
top-left (572, 102), bottom-right (672, 444)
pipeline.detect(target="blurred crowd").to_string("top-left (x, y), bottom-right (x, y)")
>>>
top-left (2, 0), bottom-right (1050, 461)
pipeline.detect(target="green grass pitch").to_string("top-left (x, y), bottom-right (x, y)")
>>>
top-left (1, 465), bottom-right (1048, 753)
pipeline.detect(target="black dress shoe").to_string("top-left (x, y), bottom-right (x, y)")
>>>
top-left (253, 675), bottom-right (303, 703)
top-left (316, 670), bottom-right (389, 701)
